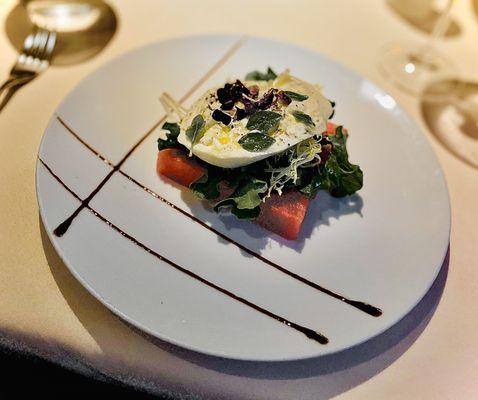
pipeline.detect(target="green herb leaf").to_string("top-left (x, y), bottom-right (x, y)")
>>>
top-left (162, 122), bottom-right (180, 137)
top-left (292, 111), bottom-right (315, 127)
top-left (238, 132), bottom-right (276, 152)
top-left (245, 67), bottom-right (278, 81)
top-left (300, 126), bottom-right (363, 198)
top-left (214, 177), bottom-right (267, 219)
top-left (157, 122), bottom-right (181, 151)
top-left (246, 110), bottom-right (282, 135)
top-left (185, 114), bottom-right (205, 144)
top-left (329, 100), bottom-right (336, 119)
top-left (283, 91), bottom-right (308, 102)
top-left (190, 170), bottom-right (221, 200)
top-left (230, 178), bottom-right (268, 209)
top-left (222, 202), bottom-right (261, 219)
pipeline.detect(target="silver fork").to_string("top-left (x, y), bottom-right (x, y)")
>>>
top-left (0, 27), bottom-right (57, 112)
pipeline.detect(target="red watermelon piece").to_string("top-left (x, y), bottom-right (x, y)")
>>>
top-left (156, 149), bottom-right (311, 240)
top-left (326, 122), bottom-right (347, 135)
top-left (157, 148), bottom-right (205, 187)
top-left (255, 191), bottom-right (310, 240)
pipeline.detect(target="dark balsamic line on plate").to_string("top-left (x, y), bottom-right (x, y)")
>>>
top-left (53, 111), bottom-right (382, 318)
top-left (40, 157), bottom-right (328, 345)
top-left (56, 115), bottom-right (115, 167)
top-left (50, 34), bottom-right (381, 318)
top-left (53, 36), bottom-right (247, 237)
top-left (53, 113), bottom-right (168, 237)
top-left (39, 158), bottom-right (82, 202)
top-left (118, 171), bottom-right (382, 317)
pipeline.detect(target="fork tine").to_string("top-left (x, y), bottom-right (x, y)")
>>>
top-left (38, 29), bottom-right (50, 59)
top-left (28, 28), bottom-right (46, 59)
top-left (25, 28), bottom-right (42, 58)
top-left (33, 29), bottom-right (49, 59)
top-left (21, 28), bottom-right (37, 54)
top-left (41, 30), bottom-right (57, 61)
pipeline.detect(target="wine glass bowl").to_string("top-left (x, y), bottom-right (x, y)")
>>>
top-left (421, 79), bottom-right (478, 169)
top-left (5, 0), bottom-right (117, 66)
top-left (379, 0), bottom-right (458, 97)
top-left (387, 0), bottom-right (461, 37)
top-left (378, 41), bottom-right (458, 96)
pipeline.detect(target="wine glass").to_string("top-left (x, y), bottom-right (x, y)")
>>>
top-left (21, 0), bottom-right (102, 31)
top-left (422, 79), bottom-right (478, 168)
top-left (378, 0), bottom-right (457, 96)
top-left (6, 1), bottom-right (117, 65)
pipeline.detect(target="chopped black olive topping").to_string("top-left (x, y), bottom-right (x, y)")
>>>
top-left (212, 109), bottom-right (232, 125)
top-left (217, 80), bottom-right (250, 110)
top-left (235, 107), bottom-right (247, 120)
top-left (257, 88), bottom-right (278, 110)
top-left (248, 85), bottom-right (259, 99)
top-left (215, 80), bottom-right (287, 121)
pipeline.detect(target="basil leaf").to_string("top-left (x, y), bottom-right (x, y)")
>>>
top-left (238, 132), bottom-right (276, 152)
top-left (214, 177), bottom-right (267, 219)
top-left (157, 122), bottom-right (181, 151)
top-left (283, 91), bottom-right (308, 101)
top-left (246, 110), bottom-right (282, 135)
top-left (245, 67), bottom-right (278, 81)
top-left (186, 114), bottom-right (205, 144)
top-left (292, 111), bottom-right (315, 127)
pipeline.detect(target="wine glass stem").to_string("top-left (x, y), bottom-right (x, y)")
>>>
top-left (417, 0), bottom-right (453, 63)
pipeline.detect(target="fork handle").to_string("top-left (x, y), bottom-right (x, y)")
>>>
top-left (0, 75), bottom-right (36, 113)
top-left (0, 74), bottom-right (35, 91)
top-left (0, 77), bottom-right (19, 92)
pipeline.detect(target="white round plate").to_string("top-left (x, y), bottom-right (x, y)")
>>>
top-left (36, 35), bottom-right (450, 361)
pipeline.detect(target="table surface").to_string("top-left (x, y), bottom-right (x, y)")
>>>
top-left (1, 0), bottom-right (477, 399)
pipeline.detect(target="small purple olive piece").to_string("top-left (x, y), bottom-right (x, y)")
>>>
top-left (248, 85), bottom-right (260, 99)
top-left (320, 144), bottom-right (332, 163)
top-left (277, 91), bottom-right (292, 106)
top-left (234, 80), bottom-right (250, 95)
top-left (221, 100), bottom-right (235, 110)
top-left (235, 107), bottom-right (247, 120)
top-left (217, 80), bottom-right (250, 110)
top-left (257, 88), bottom-right (278, 110)
top-left (212, 109), bottom-right (232, 125)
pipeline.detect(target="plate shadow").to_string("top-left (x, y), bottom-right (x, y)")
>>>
top-left (177, 181), bottom-right (364, 254)
top-left (40, 215), bottom-right (449, 399)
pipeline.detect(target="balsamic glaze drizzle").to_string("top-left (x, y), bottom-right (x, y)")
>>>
top-left (119, 171), bottom-right (382, 317)
top-left (53, 112), bottom-right (383, 317)
top-left (46, 36), bottom-right (381, 345)
top-left (57, 116), bottom-right (114, 167)
top-left (53, 35), bottom-right (246, 238)
top-left (53, 114), bottom-right (166, 237)
top-left (40, 158), bottom-right (328, 344)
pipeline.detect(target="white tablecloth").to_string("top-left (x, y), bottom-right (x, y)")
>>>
top-left (1, 0), bottom-right (477, 398)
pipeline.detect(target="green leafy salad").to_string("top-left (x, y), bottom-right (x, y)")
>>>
top-left (157, 68), bottom-right (363, 220)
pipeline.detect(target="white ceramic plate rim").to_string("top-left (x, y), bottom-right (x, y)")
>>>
top-left (36, 34), bottom-right (451, 361)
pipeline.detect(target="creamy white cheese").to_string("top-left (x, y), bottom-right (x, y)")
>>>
top-left (177, 71), bottom-right (332, 168)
